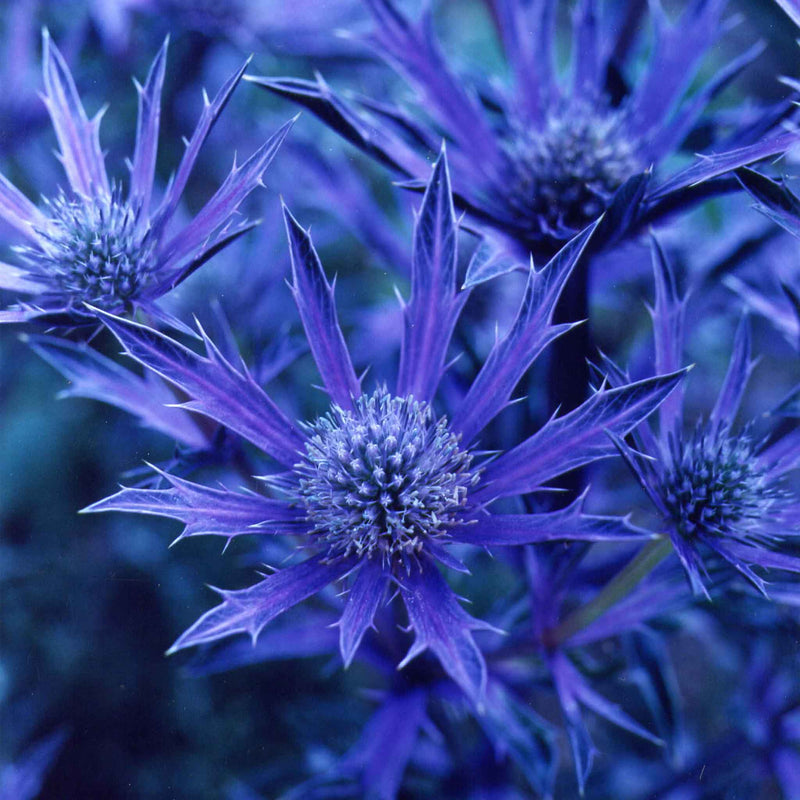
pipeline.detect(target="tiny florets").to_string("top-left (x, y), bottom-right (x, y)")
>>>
top-left (296, 388), bottom-right (477, 565)
top-left (19, 188), bottom-right (154, 312)
top-left (502, 102), bottom-right (639, 238)
top-left (660, 422), bottom-right (782, 541)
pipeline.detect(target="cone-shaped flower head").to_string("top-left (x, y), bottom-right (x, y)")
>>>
top-left (502, 100), bottom-right (640, 238)
top-left (660, 422), bottom-right (786, 544)
top-left (0, 32), bottom-right (292, 325)
top-left (297, 389), bottom-right (478, 565)
top-left (87, 149), bottom-right (685, 706)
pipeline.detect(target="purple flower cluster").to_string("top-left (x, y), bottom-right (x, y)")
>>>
top-left (2, 2), bottom-right (800, 798)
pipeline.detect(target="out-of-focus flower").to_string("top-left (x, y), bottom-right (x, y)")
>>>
top-left (251, 0), bottom-right (797, 269)
top-left (610, 240), bottom-right (800, 595)
top-left (85, 150), bottom-right (683, 706)
top-left (0, 32), bottom-right (292, 327)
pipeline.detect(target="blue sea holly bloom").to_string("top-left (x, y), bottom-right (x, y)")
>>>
top-left (250, 0), bottom-right (797, 266)
top-left (86, 150), bottom-right (684, 706)
top-left (610, 240), bottom-right (800, 596)
top-left (0, 32), bottom-right (292, 325)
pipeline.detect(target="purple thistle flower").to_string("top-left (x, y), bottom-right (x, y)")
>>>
top-left (249, 0), bottom-right (797, 266)
top-left (610, 239), bottom-right (800, 596)
top-left (85, 149), bottom-right (684, 706)
top-left (0, 31), bottom-right (292, 325)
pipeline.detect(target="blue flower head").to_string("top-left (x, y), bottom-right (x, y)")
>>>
top-left (611, 240), bottom-right (800, 595)
top-left (250, 0), bottom-right (797, 263)
top-left (85, 149), bottom-right (684, 707)
top-left (0, 32), bottom-right (292, 325)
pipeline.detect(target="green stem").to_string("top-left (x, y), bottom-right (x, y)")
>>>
top-left (553, 538), bottom-right (673, 645)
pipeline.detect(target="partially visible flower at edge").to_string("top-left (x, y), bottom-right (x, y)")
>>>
top-left (610, 238), bottom-right (800, 595)
top-left (0, 31), bottom-right (292, 327)
top-left (83, 149), bottom-right (685, 707)
top-left (249, 0), bottom-right (797, 276)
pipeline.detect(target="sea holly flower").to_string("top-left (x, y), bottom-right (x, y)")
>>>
top-left (0, 31), bottom-right (292, 326)
top-left (250, 0), bottom-right (797, 268)
top-left (609, 240), bottom-right (800, 595)
top-left (85, 149), bottom-right (684, 706)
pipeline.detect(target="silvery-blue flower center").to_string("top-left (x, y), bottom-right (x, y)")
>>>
top-left (503, 103), bottom-right (638, 240)
top-left (661, 424), bottom-right (777, 540)
top-left (297, 389), bottom-right (476, 564)
top-left (24, 190), bottom-right (155, 311)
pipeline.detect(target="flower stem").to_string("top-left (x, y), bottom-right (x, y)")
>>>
top-left (553, 537), bottom-right (673, 644)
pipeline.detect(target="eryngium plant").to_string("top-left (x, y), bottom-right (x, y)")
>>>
top-left (0, 32), bottom-right (292, 326)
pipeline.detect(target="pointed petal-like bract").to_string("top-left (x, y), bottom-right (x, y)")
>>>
top-left (605, 428), bottom-right (670, 518)
top-left (625, 629), bottom-right (684, 758)
top-left (650, 130), bottom-right (800, 201)
top-left (489, 0), bottom-right (556, 123)
top-left (167, 555), bottom-right (349, 654)
top-left (151, 58), bottom-right (251, 237)
top-left (570, 0), bottom-right (600, 95)
top-left (551, 652), bottom-right (595, 795)
top-left (97, 310), bottom-right (305, 466)
top-left (398, 559), bottom-right (493, 707)
top-left (283, 690), bottom-right (429, 800)
top-left (349, 691), bottom-right (428, 800)
top-left (338, 560), bottom-right (386, 668)
top-left (85, 471), bottom-right (305, 542)
top-left (775, 0), bottom-right (800, 26)
top-left (397, 147), bottom-right (467, 402)
top-left (646, 41), bottom-right (765, 164)
top-left (627, 0), bottom-right (726, 142)
top-left (152, 218), bottom-right (261, 299)
top-left (159, 118), bottom-right (295, 271)
top-left (129, 37), bottom-right (168, 214)
top-left (184, 612), bottom-right (340, 676)
top-left (567, 564), bottom-right (691, 647)
top-left (551, 652), bottom-right (661, 792)
top-left (452, 221), bottom-right (598, 444)
top-left (477, 680), bottom-right (557, 800)
top-left (41, 29), bottom-right (109, 198)
top-left (456, 494), bottom-right (656, 546)
top-left (365, 0), bottom-right (497, 161)
top-left (246, 73), bottom-right (419, 176)
top-left (736, 167), bottom-right (800, 239)
top-left (474, 370), bottom-right (686, 501)
top-left (710, 316), bottom-right (755, 427)
top-left (26, 334), bottom-right (207, 448)
top-left (284, 205), bottom-right (361, 410)
top-left (649, 236), bottom-right (686, 434)
top-left (591, 171), bottom-right (650, 252)
top-left (0, 173), bottom-right (49, 242)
